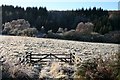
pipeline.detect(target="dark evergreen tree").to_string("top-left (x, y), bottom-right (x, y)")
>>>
top-left (2, 5), bottom-right (118, 34)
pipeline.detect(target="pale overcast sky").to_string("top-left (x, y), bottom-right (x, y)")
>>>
top-left (0, 0), bottom-right (119, 10)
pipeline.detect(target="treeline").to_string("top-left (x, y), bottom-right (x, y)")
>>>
top-left (2, 5), bottom-right (120, 35)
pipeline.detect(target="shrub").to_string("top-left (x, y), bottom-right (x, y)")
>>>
top-left (104, 31), bottom-right (120, 43)
top-left (63, 30), bottom-right (76, 40)
top-left (57, 27), bottom-right (64, 33)
top-left (74, 56), bottom-right (119, 80)
top-left (22, 28), bottom-right (38, 37)
top-left (2, 61), bottom-right (39, 80)
top-left (76, 22), bottom-right (94, 34)
top-left (47, 30), bottom-right (63, 39)
top-left (2, 19), bottom-right (38, 37)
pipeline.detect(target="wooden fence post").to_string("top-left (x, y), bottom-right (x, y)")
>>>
top-left (29, 52), bottom-right (32, 63)
top-left (70, 53), bottom-right (72, 65)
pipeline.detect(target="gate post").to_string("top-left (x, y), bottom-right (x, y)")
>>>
top-left (29, 52), bottom-right (32, 63)
top-left (70, 53), bottom-right (72, 65)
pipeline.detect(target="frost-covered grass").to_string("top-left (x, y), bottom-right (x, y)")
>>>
top-left (0, 35), bottom-right (119, 79)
